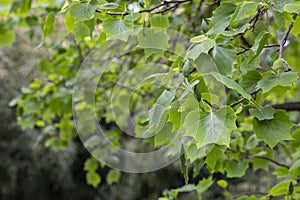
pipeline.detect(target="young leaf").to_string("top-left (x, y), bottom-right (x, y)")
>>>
top-left (106, 169), bottom-right (121, 185)
top-left (217, 180), bottom-right (228, 188)
top-left (253, 110), bottom-right (293, 148)
top-left (190, 35), bottom-right (209, 43)
top-left (86, 171), bottom-right (101, 188)
top-left (43, 12), bottom-right (55, 38)
top-left (84, 157), bottom-right (99, 171)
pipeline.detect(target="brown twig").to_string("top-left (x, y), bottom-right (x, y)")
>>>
top-left (232, 5), bottom-right (266, 40)
top-left (255, 156), bottom-right (290, 168)
top-left (236, 44), bottom-right (280, 55)
top-left (203, 99), bottom-right (219, 110)
top-left (95, 0), bottom-right (192, 16)
top-left (279, 13), bottom-right (298, 59)
top-left (230, 89), bottom-right (260, 107)
top-left (208, 0), bottom-right (220, 6)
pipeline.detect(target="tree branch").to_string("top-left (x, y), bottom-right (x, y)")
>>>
top-left (279, 13), bottom-right (298, 59)
top-left (95, 0), bottom-right (192, 16)
top-left (272, 102), bottom-right (300, 112)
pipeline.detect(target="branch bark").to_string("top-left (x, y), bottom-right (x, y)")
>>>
top-left (272, 102), bottom-right (300, 112)
top-left (95, 0), bottom-right (192, 16)
top-left (279, 13), bottom-right (298, 59)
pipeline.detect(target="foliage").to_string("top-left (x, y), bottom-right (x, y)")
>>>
top-left (2, 0), bottom-right (300, 199)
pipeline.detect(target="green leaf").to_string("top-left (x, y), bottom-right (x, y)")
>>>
top-left (103, 19), bottom-right (134, 41)
top-left (247, 31), bottom-right (269, 63)
top-left (232, 2), bottom-right (259, 24)
top-left (225, 160), bottom-right (249, 178)
top-left (257, 72), bottom-right (298, 93)
top-left (210, 72), bottom-right (252, 100)
top-left (150, 14), bottom-right (169, 28)
top-left (148, 90), bottom-right (175, 130)
top-left (97, 3), bottom-right (118, 10)
top-left (86, 171), bottom-right (101, 188)
top-left (0, 29), bottom-right (15, 47)
top-left (106, 169), bottom-right (121, 185)
top-left (154, 122), bottom-right (175, 147)
top-left (180, 147), bottom-right (189, 185)
top-left (74, 23), bottom-right (90, 41)
top-left (190, 35), bottom-right (209, 43)
top-left (244, 134), bottom-right (259, 150)
top-left (196, 176), bottom-right (214, 195)
top-left (69, 0), bottom-right (98, 22)
top-left (269, 180), bottom-right (297, 196)
top-left (185, 40), bottom-right (216, 60)
top-left (253, 110), bottom-right (293, 148)
top-left (43, 12), bottom-right (55, 38)
top-left (183, 106), bottom-right (237, 149)
top-left (167, 101), bottom-right (182, 131)
top-left (65, 11), bottom-right (75, 32)
top-left (186, 143), bottom-right (213, 163)
top-left (273, 167), bottom-right (290, 178)
top-left (240, 70), bottom-right (262, 93)
top-left (194, 53), bottom-right (218, 74)
top-left (284, 2), bottom-right (300, 14)
top-left (217, 180), bottom-right (228, 188)
top-left (289, 159), bottom-right (300, 178)
top-left (84, 157), bottom-right (99, 171)
top-left (249, 106), bottom-right (275, 121)
top-left (272, 58), bottom-right (284, 69)
top-left (205, 145), bottom-right (226, 170)
top-left (207, 2), bottom-right (237, 35)
top-left (212, 45), bottom-right (236, 76)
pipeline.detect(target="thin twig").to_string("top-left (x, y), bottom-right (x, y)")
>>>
top-left (279, 13), bottom-right (298, 59)
top-left (255, 156), bottom-right (290, 168)
top-left (232, 5), bottom-right (266, 39)
top-left (236, 44), bottom-right (280, 55)
top-left (203, 99), bottom-right (219, 110)
top-left (95, 0), bottom-right (192, 16)
top-left (230, 90), bottom-right (260, 107)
